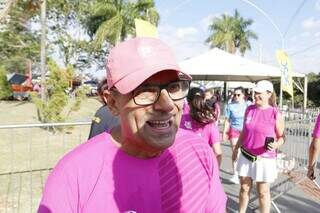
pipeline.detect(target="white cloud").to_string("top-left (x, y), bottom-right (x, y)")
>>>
top-left (301, 31), bottom-right (311, 37)
top-left (315, 32), bottom-right (320, 37)
top-left (289, 35), bottom-right (298, 42)
top-left (302, 17), bottom-right (320, 30)
top-left (316, 0), bottom-right (320, 11)
top-left (200, 13), bottom-right (221, 31)
top-left (174, 27), bottom-right (198, 39)
top-left (158, 24), bottom-right (207, 61)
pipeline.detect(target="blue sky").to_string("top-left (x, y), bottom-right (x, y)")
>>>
top-left (154, 0), bottom-right (320, 74)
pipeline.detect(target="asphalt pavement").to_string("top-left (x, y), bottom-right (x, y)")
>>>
top-left (220, 142), bottom-right (320, 213)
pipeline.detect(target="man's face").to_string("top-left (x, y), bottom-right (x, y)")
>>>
top-left (233, 89), bottom-right (244, 103)
top-left (112, 71), bottom-right (184, 153)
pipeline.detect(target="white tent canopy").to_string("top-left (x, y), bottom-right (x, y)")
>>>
top-left (191, 81), bottom-right (255, 89)
top-left (179, 48), bottom-right (305, 82)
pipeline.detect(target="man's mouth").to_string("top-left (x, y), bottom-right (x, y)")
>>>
top-left (147, 119), bottom-right (172, 130)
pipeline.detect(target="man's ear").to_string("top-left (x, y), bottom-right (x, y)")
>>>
top-left (101, 90), bottom-right (110, 105)
top-left (106, 91), bottom-right (120, 116)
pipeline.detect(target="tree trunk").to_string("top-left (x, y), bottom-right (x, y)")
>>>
top-left (40, 0), bottom-right (47, 102)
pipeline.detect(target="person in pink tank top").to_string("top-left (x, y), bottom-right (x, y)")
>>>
top-left (180, 87), bottom-right (222, 166)
top-left (232, 80), bottom-right (285, 213)
top-left (38, 38), bottom-right (226, 213)
top-left (307, 113), bottom-right (320, 180)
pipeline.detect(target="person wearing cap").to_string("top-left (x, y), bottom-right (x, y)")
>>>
top-left (307, 113), bottom-right (320, 180)
top-left (38, 37), bottom-right (227, 213)
top-left (88, 78), bottom-right (119, 139)
top-left (180, 87), bottom-right (222, 167)
top-left (231, 80), bottom-right (285, 213)
top-left (223, 87), bottom-right (250, 184)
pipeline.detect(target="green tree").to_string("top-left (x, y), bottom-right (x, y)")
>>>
top-left (233, 10), bottom-right (258, 56)
top-left (306, 72), bottom-right (320, 107)
top-left (31, 60), bottom-right (86, 124)
top-left (0, 0), bottom-right (40, 74)
top-left (206, 9), bottom-right (257, 55)
top-left (0, 66), bottom-right (12, 99)
top-left (84, 0), bottom-right (160, 48)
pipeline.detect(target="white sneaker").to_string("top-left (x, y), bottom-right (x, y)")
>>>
top-left (229, 175), bottom-right (239, 184)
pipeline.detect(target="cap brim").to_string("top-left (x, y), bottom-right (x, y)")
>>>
top-left (114, 65), bottom-right (191, 94)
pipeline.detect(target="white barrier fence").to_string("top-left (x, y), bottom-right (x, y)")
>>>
top-left (0, 122), bottom-right (91, 213)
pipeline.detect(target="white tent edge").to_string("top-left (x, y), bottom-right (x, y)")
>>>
top-left (179, 48), bottom-right (308, 109)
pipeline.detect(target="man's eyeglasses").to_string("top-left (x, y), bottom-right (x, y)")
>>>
top-left (233, 93), bottom-right (242, 97)
top-left (132, 80), bottom-right (190, 106)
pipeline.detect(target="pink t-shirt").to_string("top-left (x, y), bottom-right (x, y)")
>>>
top-left (38, 128), bottom-right (226, 213)
top-left (242, 105), bottom-right (279, 158)
top-left (180, 113), bottom-right (220, 147)
top-left (313, 114), bottom-right (320, 138)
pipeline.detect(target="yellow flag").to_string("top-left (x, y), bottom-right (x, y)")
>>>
top-left (135, 19), bottom-right (158, 38)
top-left (276, 50), bottom-right (293, 97)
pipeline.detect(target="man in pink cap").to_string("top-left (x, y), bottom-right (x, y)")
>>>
top-left (38, 37), bottom-right (227, 213)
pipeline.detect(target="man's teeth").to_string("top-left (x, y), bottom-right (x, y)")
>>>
top-left (149, 120), bottom-right (170, 128)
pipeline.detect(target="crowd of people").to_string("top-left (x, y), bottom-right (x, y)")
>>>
top-left (37, 37), bottom-right (319, 213)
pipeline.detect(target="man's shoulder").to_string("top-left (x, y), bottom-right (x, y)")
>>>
top-left (55, 133), bottom-right (114, 170)
top-left (95, 105), bottom-right (113, 118)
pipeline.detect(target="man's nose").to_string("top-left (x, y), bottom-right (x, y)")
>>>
top-left (153, 89), bottom-right (175, 112)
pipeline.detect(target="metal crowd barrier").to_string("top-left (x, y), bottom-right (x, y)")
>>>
top-left (0, 122), bottom-right (91, 213)
top-left (249, 118), bottom-right (320, 212)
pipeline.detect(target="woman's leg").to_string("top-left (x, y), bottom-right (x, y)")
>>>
top-left (230, 137), bottom-right (239, 174)
top-left (239, 176), bottom-right (252, 213)
top-left (256, 182), bottom-right (271, 213)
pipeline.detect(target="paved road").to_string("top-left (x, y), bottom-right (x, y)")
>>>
top-left (220, 142), bottom-right (320, 213)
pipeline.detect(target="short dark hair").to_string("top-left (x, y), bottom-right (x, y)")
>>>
top-left (234, 87), bottom-right (244, 94)
top-left (97, 78), bottom-right (108, 97)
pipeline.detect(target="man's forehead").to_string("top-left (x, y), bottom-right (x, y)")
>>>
top-left (141, 70), bottom-right (179, 84)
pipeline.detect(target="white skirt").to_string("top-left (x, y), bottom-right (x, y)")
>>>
top-left (236, 152), bottom-right (278, 183)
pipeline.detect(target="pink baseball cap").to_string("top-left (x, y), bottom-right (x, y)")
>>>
top-left (106, 37), bottom-right (191, 94)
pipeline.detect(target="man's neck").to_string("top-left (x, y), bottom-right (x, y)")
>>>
top-left (110, 127), bottom-right (162, 159)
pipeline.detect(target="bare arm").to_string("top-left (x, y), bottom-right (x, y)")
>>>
top-left (223, 119), bottom-right (230, 141)
top-left (308, 137), bottom-right (320, 180)
top-left (268, 112), bottom-right (285, 150)
top-left (212, 143), bottom-right (222, 168)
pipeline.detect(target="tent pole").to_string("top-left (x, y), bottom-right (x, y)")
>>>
top-left (303, 76), bottom-right (308, 112)
top-left (224, 81), bottom-right (227, 102)
top-left (279, 77), bottom-right (283, 108)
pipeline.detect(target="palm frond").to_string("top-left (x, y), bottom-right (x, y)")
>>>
top-left (93, 14), bottom-right (123, 48)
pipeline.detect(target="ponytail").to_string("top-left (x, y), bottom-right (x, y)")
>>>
top-left (269, 92), bottom-right (277, 107)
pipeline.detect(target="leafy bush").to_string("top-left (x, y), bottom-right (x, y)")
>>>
top-left (0, 66), bottom-right (12, 99)
top-left (31, 61), bottom-right (86, 126)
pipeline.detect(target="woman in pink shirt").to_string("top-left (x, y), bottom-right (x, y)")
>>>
top-left (181, 87), bottom-right (222, 166)
top-left (232, 80), bottom-right (285, 213)
top-left (307, 113), bottom-right (320, 180)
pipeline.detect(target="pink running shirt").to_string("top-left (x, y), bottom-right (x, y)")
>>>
top-left (313, 114), bottom-right (320, 138)
top-left (242, 105), bottom-right (280, 158)
top-left (38, 129), bottom-right (227, 213)
top-left (180, 113), bottom-right (220, 147)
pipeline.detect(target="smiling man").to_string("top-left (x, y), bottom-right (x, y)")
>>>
top-left (38, 37), bottom-right (226, 213)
